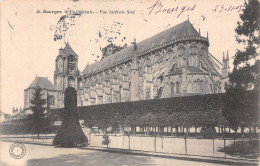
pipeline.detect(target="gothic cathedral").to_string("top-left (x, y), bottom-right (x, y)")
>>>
top-left (24, 20), bottom-right (229, 112)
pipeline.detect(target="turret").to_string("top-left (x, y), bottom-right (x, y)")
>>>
top-left (221, 51), bottom-right (230, 92)
top-left (101, 43), bottom-right (124, 60)
top-left (59, 47), bottom-right (64, 55)
top-left (130, 38), bottom-right (140, 101)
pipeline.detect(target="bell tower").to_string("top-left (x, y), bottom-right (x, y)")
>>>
top-left (54, 42), bottom-right (79, 91)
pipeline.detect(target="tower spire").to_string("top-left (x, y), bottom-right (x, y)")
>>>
top-left (223, 51), bottom-right (225, 60)
top-left (227, 50), bottom-right (229, 59)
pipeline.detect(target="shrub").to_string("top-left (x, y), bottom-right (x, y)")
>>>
top-left (102, 134), bottom-right (111, 148)
top-left (218, 140), bottom-right (259, 159)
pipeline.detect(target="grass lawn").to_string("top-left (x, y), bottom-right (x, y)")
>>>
top-left (218, 139), bottom-right (259, 159)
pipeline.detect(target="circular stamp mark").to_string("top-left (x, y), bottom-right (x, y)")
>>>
top-left (9, 143), bottom-right (26, 159)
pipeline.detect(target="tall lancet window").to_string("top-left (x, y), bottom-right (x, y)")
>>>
top-left (68, 76), bottom-right (75, 88)
top-left (170, 82), bottom-right (175, 94)
top-left (176, 82), bottom-right (181, 93)
top-left (49, 95), bottom-right (55, 105)
top-left (68, 56), bottom-right (75, 74)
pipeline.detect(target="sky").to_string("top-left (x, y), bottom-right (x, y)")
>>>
top-left (1, 0), bottom-right (245, 114)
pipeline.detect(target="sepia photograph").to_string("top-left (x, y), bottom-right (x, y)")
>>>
top-left (0, 0), bottom-right (259, 165)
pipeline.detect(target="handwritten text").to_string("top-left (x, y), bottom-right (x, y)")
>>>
top-left (212, 4), bottom-right (244, 12)
top-left (147, 0), bottom-right (196, 18)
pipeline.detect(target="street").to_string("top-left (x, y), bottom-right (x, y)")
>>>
top-left (0, 141), bottom-right (229, 166)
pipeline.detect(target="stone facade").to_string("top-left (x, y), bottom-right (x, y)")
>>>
top-left (24, 20), bottom-right (229, 110)
top-left (77, 20), bottom-right (229, 106)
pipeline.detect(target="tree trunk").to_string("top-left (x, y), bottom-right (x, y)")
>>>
top-left (89, 133), bottom-right (91, 145)
top-left (128, 135), bottom-right (130, 150)
top-left (234, 129), bottom-right (237, 152)
top-left (241, 126), bottom-right (244, 138)
top-left (175, 127), bottom-right (178, 137)
top-left (171, 127), bottom-right (173, 136)
top-left (213, 136), bottom-right (215, 153)
top-left (161, 136), bottom-right (163, 149)
top-left (123, 134), bottom-right (125, 146)
top-left (222, 126), bottom-right (225, 138)
top-left (154, 134), bottom-right (156, 152)
top-left (229, 126), bottom-right (231, 133)
top-left (184, 137), bottom-right (187, 155)
top-left (249, 127), bottom-right (252, 148)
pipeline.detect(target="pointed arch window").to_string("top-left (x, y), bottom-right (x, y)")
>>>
top-left (59, 92), bottom-right (63, 100)
top-left (193, 54), bottom-right (199, 67)
top-left (170, 82), bottom-right (175, 94)
top-left (176, 82), bottom-right (181, 93)
top-left (177, 55), bottom-right (182, 68)
top-left (165, 49), bottom-right (173, 61)
top-left (49, 95), bottom-right (55, 105)
top-left (200, 80), bottom-right (204, 93)
top-left (68, 76), bottom-right (75, 88)
top-left (188, 55), bottom-right (193, 66)
top-left (193, 80), bottom-right (199, 93)
top-left (187, 82), bottom-right (193, 93)
top-left (178, 45), bottom-right (185, 55)
top-left (188, 53), bottom-right (199, 67)
top-left (146, 86), bottom-right (151, 99)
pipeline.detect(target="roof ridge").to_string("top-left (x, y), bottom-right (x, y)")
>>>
top-left (27, 76), bottom-right (57, 90)
top-left (83, 20), bottom-right (200, 76)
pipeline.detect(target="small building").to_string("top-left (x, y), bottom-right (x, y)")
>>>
top-left (24, 76), bottom-right (60, 114)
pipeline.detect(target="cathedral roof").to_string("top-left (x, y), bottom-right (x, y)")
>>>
top-left (26, 77), bottom-right (57, 91)
top-left (64, 42), bottom-right (78, 56)
top-left (187, 66), bottom-right (205, 74)
top-left (83, 20), bottom-right (200, 76)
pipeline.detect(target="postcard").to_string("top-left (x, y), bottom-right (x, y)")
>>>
top-left (0, 0), bottom-right (259, 165)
